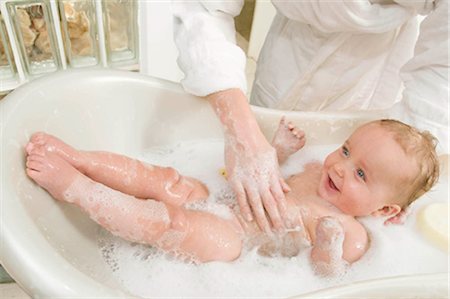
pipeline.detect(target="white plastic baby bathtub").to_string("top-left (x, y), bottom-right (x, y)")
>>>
top-left (0, 70), bottom-right (447, 298)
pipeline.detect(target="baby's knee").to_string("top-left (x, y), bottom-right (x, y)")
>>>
top-left (160, 167), bottom-right (181, 184)
top-left (158, 167), bottom-right (204, 205)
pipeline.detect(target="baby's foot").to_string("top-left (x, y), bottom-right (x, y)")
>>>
top-left (26, 145), bottom-right (81, 202)
top-left (272, 117), bottom-right (306, 163)
top-left (26, 132), bottom-right (85, 170)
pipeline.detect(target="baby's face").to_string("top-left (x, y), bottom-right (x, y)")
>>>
top-left (317, 123), bottom-right (418, 217)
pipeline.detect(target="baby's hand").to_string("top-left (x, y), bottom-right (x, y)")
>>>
top-left (315, 217), bottom-right (345, 250)
top-left (311, 217), bottom-right (347, 276)
top-left (272, 116), bottom-right (306, 164)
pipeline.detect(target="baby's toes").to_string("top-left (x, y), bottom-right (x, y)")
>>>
top-left (25, 142), bottom-right (35, 154)
top-left (30, 132), bottom-right (47, 145)
top-left (26, 155), bottom-right (44, 171)
top-left (26, 167), bottom-right (40, 180)
top-left (29, 145), bottom-right (46, 156)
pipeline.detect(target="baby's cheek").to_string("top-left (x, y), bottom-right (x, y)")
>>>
top-left (341, 185), bottom-right (364, 210)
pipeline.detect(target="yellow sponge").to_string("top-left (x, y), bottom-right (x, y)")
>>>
top-left (417, 203), bottom-right (449, 253)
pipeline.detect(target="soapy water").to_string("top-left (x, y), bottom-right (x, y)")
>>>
top-left (97, 139), bottom-right (448, 298)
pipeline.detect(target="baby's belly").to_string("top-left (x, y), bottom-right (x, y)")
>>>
top-left (233, 208), bottom-right (311, 257)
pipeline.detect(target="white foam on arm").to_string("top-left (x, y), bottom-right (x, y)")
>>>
top-left (172, 0), bottom-right (247, 96)
top-left (390, 0), bottom-right (449, 154)
top-left (310, 217), bottom-right (348, 276)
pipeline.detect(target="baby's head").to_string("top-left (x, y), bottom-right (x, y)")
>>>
top-left (318, 119), bottom-right (439, 218)
top-left (376, 119), bottom-right (439, 208)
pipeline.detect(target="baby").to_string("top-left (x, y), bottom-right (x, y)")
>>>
top-left (24, 119), bottom-right (439, 274)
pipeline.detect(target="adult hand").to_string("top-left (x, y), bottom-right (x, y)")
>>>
top-left (208, 89), bottom-right (290, 233)
top-left (225, 132), bottom-right (290, 233)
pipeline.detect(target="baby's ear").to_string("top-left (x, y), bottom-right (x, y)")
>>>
top-left (371, 204), bottom-right (402, 217)
top-left (384, 209), bottom-right (408, 225)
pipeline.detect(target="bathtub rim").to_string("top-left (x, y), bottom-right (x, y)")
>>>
top-left (291, 272), bottom-right (448, 298)
top-left (0, 69), bottom-right (390, 125)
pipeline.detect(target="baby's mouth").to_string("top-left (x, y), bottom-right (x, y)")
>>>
top-left (328, 175), bottom-right (339, 192)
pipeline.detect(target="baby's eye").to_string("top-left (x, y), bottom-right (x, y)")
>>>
top-left (357, 168), bottom-right (366, 180)
top-left (342, 146), bottom-right (349, 157)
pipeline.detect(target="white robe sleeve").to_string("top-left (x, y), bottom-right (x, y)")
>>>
top-left (271, 0), bottom-right (414, 33)
top-left (172, 0), bottom-right (247, 96)
top-left (390, 0), bottom-right (449, 154)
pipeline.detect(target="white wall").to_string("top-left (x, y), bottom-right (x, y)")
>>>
top-left (139, 1), bottom-right (183, 83)
top-left (248, 0), bottom-right (276, 61)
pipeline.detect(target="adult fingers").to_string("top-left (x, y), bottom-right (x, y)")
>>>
top-left (246, 186), bottom-right (272, 234)
top-left (231, 179), bottom-right (253, 222)
top-left (260, 188), bottom-right (284, 231)
top-left (280, 177), bottom-right (291, 193)
top-left (270, 176), bottom-right (289, 227)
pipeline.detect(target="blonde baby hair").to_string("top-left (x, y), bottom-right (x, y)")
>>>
top-left (372, 119), bottom-right (440, 208)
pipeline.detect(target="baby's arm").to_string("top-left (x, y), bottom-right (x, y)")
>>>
top-left (310, 217), bottom-right (368, 276)
top-left (271, 117), bottom-right (306, 164)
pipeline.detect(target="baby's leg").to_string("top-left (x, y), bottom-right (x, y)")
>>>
top-left (271, 117), bottom-right (306, 164)
top-left (26, 148), bottom-right (242, 262)
top-left (26, 132), bottom-right (208, 206)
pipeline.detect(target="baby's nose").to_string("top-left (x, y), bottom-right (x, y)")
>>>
top-left (334, 162), bottom-right (345, 177)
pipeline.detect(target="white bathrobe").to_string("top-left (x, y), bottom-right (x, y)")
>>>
top-left (173, 0), bottom-right (449, 153)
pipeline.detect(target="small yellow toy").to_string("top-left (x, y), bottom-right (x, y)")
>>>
top-left (219, 167), bottom-right (227, 178)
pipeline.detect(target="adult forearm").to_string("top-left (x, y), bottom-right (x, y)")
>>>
top-left (206, 88), bottom-right (289, 232)
top-left (207, 88), bottom-right (265, 149)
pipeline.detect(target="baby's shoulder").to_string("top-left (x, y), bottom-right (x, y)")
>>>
top-left (340, 218), bottom-right (369, 263)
